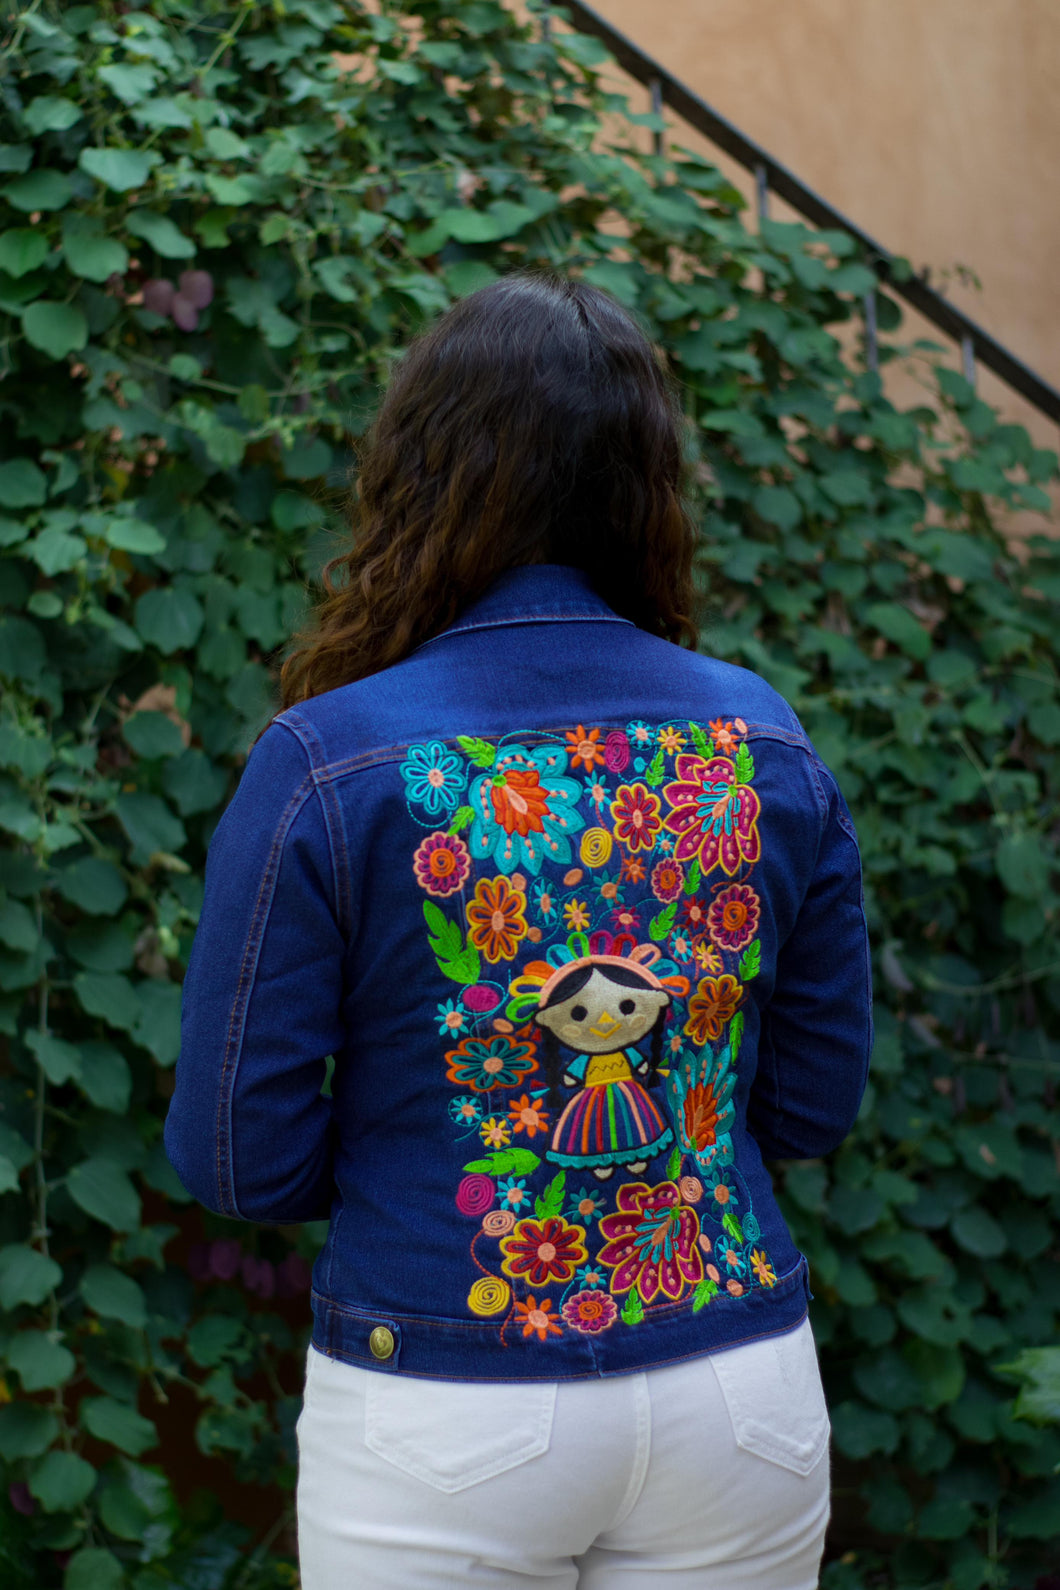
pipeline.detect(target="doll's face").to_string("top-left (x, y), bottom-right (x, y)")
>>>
top-left (536, 968), bottom-right (669, 1054)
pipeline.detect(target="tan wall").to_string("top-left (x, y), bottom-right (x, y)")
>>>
top-left (581, 0), bottom-right (1060, 458)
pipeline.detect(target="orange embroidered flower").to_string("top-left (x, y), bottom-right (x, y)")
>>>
top-left (508, 1094), bottom-right (549, 1138)
top-left (501, 1216), bottom-right (587, 1285)
top-left (709, 719), bottom-right (738, 756)
top-left (610, 783), bottom-right (663, 852)
top-left (515, 1295), bottom-right (563, 1341)
top-left (682, 1081), bottom-right (723, 1152)
top-left (620, 854), bottom-right (646, 883)
top-left (487, 766), bottom-right (552, 838)
top-left (466, 875), bottom-right (528, 963)
top-left (684, 974), bottom-right (744, 1046)
top-left (566, 725), bottom-right (606, 771)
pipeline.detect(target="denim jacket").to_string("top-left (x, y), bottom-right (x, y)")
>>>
top-left (166, 564), bottom-right (872, 1381)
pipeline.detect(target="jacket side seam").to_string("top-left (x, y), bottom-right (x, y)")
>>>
top-left (214, 776), bottom-right (315, 1216)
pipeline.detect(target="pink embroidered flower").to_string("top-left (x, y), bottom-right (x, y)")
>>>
top-left (598, 1180), bottom-right (703, 1304)
top-left (662, 755), bottom-right (761, 877)
top-left (610, 783), bottom-right (663, 853)
top-left (707, 883), bottom-right (761, 953)
top-left (604, 730), bottom-right (631, 772)
top-left (562, 1289), bottom-right (618, 1334)
top-left (651, 858), bottom-right (684, 902)
top-left (413, 832), bottom-right (471, 897)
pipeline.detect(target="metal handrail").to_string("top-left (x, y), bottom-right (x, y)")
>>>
top-left (549, 0), bottom-right (1060, 426)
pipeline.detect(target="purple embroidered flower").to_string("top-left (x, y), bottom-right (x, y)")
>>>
top-left (414, 832), bottom-right (471, 897)
top-left (562, 1289), bottom-right (618, 1333)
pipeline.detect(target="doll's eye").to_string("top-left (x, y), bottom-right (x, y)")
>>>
top-left (619, 999), bottom-right (636, 1015)
top-left (571, 1004), bottom-right (587, 1021)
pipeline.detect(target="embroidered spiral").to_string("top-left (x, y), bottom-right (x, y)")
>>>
top-left (467, 1276), bottom-right (510, 1316)
top-left (579, 827), bottom-right (613, 868)
top-left (455, 1174), bottom-right (495, 1217)
top-left (679, 1176), bottom-right (704, 1204)
top-left (481, 1208), bottom-right (516, 1237)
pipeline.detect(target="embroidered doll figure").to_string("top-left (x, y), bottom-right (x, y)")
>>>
top-left (535, 954), bottom-right (675, 1180)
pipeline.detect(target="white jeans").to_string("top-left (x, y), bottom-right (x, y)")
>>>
top-left (296, 1317), bottom-right (831, 1589)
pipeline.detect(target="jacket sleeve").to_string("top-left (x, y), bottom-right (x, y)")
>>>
top-left (748, 756), bottom-right (873, 1160)
top-left (164, 720), bottom-right (345, 1222)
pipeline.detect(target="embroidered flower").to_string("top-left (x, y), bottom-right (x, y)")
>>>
top-left (468, 744), bottom-right (585, 876)
top-left (466, 875), bottom-right (528, 964)
top-left (657, 725), bottom-right (687, 754)
top-left (680, 896), bottom-right (709, 932)
top-left (604, 730), bottom-right (631, 772)
top-left (562, 1289), bottom-right (618, 1334)
top-left (532, 879), bottom-right (557, 920)
top-left (566, 724), bottom-right (606, 771)
top-left (480, 1115), bottom-right (512, 1148)
top-left (436, 999), bottom-right (467, 1038)
top-left (609, 902), bottom-right (642, 935)
top-left (691, 938), bottom-right (723, 974)
top-left (662, 755), bottom-right (761, 877)
top-left (626, 721), bottom-right (654, 748)
top-left (574, 1263), bottom-right (607, 1290)
top-left (750, 1248), bottom-right (777, 1287)
top-left (714, 1233), bottom-right (749, 1278)
top-left (705, 1166), bottom-right (740, 1208)
top-left (672, 932), bottom-right (694, 964)
top-left (401, 741), bottom-right (467, 816)
top-left (588, 778), bottom-right (608, 811)
top-left (563, 898), bottom-right (590, 932)
top-left (497, 1176), bottom-right (531, 1212)
top-left (566, 1186), bottom-right (606, 1225)
top-left (684, 974), bottom-right (744, 1046)
top-left (413, 831), bottom-right (471, 897)
top-left (620, 854), bottom-right (646, 883)
top-left (593, 877), bottom-right (622, 907)
top-left (681, 1079), bottom-right (724, 1154)
top-left (500, 1216), bottom-right (587, 1286)
top-left (709, 719), bottom-right (739, 756)
top-left (445, 1032), bottom-right (538, 1092)
top-left (447, 1094), bottom-right (482, 1127)
top-left (508, 1093), bottom-right (549, 1138)
top-left (515, 1295), bottom-right (562, 1341)
top-left (598, 1180), bottom-right (703, 1304)
top-left (707, 883), bottom-right (760, 953)
top-left (651, 858), bottom-right (684, 902)
top-left (610, 783), bottom-right (663, 852)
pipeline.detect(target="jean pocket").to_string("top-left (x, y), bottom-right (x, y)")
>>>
top-left (710, 1319), bottom-right (830, 1476)
top-left (364, 1373), bottom-right (557, 1493)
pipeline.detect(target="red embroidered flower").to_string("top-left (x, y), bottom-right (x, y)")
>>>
top-left (662, 755), bottom-right (761, 876)
top-left (566, 724), bottom-right (606, 772)
top-left (680, 896), bottom-right (709, 931)
top-left (707, 883), bottom-right (760, 953)
top-left (598, 1181), bottom-right (703, 1304)
top-left (488, 768), bottom-right (551, 837)
top-left (413, 832), bottom-right (471, 897)
top-left (500, 1216), bottom-right (587, 1286)
top-left (466, 875), bottom-right (528, 963)
top-left (562, 1289), bottom-right (618, 1334)
top-left (651, 858), bottom-right (684, 902)
top-left (610, 783), bottom-right (663, 852)
top-left (684, 974), bottom-right (744, 1046)
top-left (515, 1295), bottom-right (562, 1341)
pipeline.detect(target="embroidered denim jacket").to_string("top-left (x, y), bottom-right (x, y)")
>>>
top-left (166, 564), bottom-right (872, 1381)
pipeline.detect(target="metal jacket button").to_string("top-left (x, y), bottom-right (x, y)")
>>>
top-left (369, 1326), bottom-right (395, 1361)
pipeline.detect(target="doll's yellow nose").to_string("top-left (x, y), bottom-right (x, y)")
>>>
top-left (590, 1010), bottom-right (619, 1038)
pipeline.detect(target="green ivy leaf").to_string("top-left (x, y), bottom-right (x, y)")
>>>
top-left (79, 147), bottom-right (157, 193)
top-left (0, 1244), bottom-right (62, 1309)
top-left (80, 1396), bottom-right (157, 1457)
top-left (80, 1264), bottom-right (146, 1328)
top-left (21, 302), bottom-right (90, 360)
top-left (67, 1157), bottom-right (142, 1232)
top-left (29, 1449), bottom-right (97, 1513)
top-left (61, 216), bottom-right (129, 283)
top-left (64, 1548), bottom-right (126, 1590)
top-left (0, 228), bottom-right (49, 277)
top-left (2, 169), bottom-right (74, 212)
top-left (54, 857), bottom-right (128, 916)
top-left (0, 1401), bottom-right (59, 1460)
top-left (25, 1030), bottom-right (82, 1085)
top-left (23, 96), bottom-right (83, 136)
top-left (7, 1330), bottom-right (77, 1391)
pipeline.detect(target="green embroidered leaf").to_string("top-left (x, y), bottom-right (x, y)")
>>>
top-left (692, 1278), bottom-right (719, 1312)
top-left (666, 1146), bottom-right (683, 1181)
top-left (649, 901), bottom-right (678, 942)
top-left (722, 1209), bottom-right (744, 1244)
top-left (457, 735), bottom-right (496, 768)
top-left (689, 722), bottom-right (711, 758)
top-left (533, 1170), bottom-right (566, 1219)
top-left (464, 1148), bottom-right (541, 1177)
top-left (643, 748), bottom-right (666, 787)
top-left (621, 1290), bottom-right (645, 1324)
top-left (447, 805), bottom-right (474, 835)
top-left (734, 743), bottom-right (755, 784)
top-left (683, 858), bottom-right (701, 894)
top-left (423, 901), bottom-right (481, 985)
top-left (738, 941), bottom-right (761, 981)
top-left (730, 1011), bottom-right (744, 1060)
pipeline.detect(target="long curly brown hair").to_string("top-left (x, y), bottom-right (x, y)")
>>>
top-left (280, 271), bottom-right (699, 705)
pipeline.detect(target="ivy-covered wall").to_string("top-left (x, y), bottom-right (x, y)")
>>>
top-left (0, 3), bottom-right (1057, 1587)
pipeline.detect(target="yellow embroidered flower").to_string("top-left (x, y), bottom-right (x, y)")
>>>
top-left (479, 1115), bottom-right (512, 1148)
top-left (563, 898), bottom-right (590, 931)
top-left (657, 725), bottom-right (687, 754)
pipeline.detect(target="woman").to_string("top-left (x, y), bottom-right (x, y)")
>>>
top-left (166, 273), bottom-right (872, 1588)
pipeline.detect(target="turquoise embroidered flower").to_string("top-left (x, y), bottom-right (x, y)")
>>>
top-left (714, 1232), bottom-right (749, 1278)
top-left (435, 999), bottom-right (466, 1038)
top-left (566, 1186), bottom-right (606, 1225)
top-left (531, 878), bottom-right (558, 920)
top-left (626, 720), bottom-right (654, 750)
top-left (467, 743), bottom-right (585, 876)
top-left (447, 1095), bottom-right (482, 1128)
top-left (573, 1262), bottom-right (608, 1290)
top-left (401, 741), bottom-right (467, 817)
top-left (497, 1176), bottom-right (531, 1213)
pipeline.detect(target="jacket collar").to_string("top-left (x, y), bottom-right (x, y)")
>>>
top-left (420, 564), bottom-right (635, 647)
